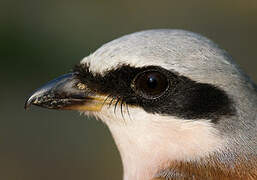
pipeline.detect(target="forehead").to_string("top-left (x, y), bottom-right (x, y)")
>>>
top-left (80, 29), bottom-right (238, 86)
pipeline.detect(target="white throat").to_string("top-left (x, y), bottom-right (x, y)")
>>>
top-left (96, 107), bottom-right (225, 180)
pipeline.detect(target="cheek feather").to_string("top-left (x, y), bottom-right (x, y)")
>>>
top-left (95, 105), bottom-right (225, 180)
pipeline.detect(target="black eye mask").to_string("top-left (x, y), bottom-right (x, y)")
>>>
top-left (73, 64), bottom-right (235, 123)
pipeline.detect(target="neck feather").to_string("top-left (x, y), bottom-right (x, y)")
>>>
top-left (102, 112), bottom-right (225, 180)
top-left (153, 153), bottom-right (257, 180)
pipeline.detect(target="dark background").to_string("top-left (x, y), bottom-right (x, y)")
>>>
top-left (1, 0), bottom-right (257, 179)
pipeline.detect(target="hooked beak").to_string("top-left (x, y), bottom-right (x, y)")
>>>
top-left (25, 73), bottom-right (106, 112)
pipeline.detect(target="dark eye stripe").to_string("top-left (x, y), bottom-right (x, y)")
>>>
top-left (73, 64), bottom-right (235, 122)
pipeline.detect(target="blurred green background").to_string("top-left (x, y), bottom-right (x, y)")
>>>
top-left (1, 0), bottom-right (257, 179)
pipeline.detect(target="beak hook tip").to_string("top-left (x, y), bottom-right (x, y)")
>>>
top-left (24, 100), bottom-right (30, 110)
top-left (24, 96), bottom-right (34, 110)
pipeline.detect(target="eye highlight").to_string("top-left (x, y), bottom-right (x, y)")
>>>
top-left (132, 70), bottom-right (168, 98)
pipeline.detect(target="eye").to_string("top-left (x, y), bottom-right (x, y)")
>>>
top-left (132, 71), bottom-right (168, 98)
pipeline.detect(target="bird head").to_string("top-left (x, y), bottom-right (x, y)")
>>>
top-left (25, 30), bottom-right (257, 180)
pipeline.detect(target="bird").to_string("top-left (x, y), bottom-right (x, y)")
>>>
top-left (25, 29), bottom-right (257, 180)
